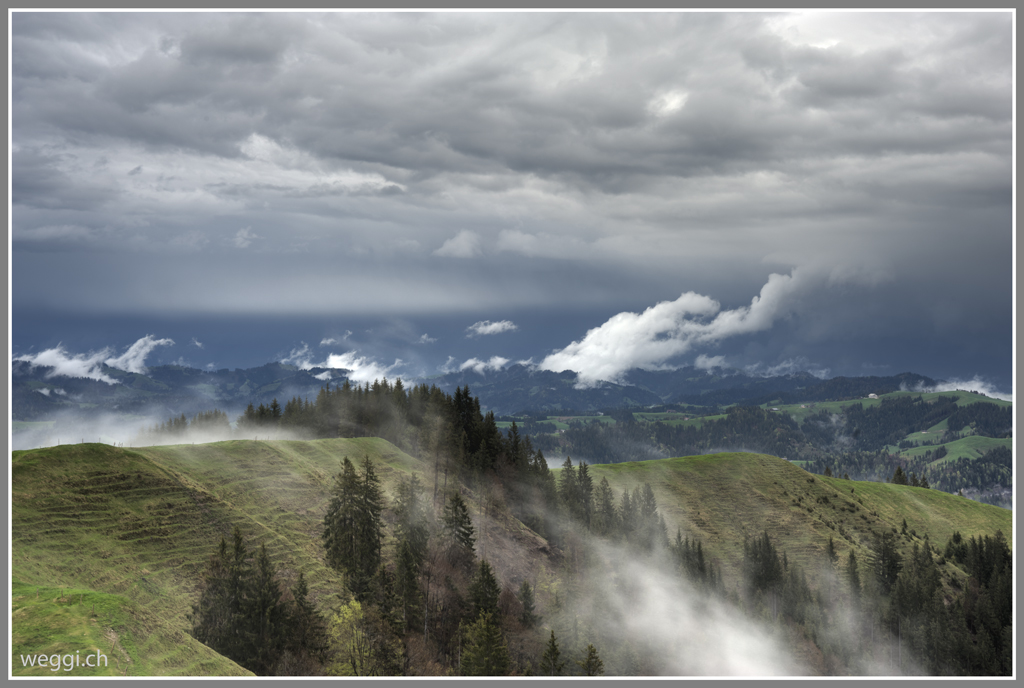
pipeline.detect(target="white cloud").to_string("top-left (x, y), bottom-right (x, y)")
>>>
top-left (320, 331), bottom-right (352, 347)
top-left (540, 270), bottom-right (814, 387)
top-left (13, 335), bottom-right (173, 384)
top-left (323, 352), bottom-right (404, 384)
top-left (434, 230), bottom-right (482, 258)
top-left (281, 343), bottom-right (314, 368)
top-left (418, 333), bottom-right (437, 344)
top-left (466, 320), bottom-right (518, 337)
top-left (105, 335), bottom-right (175, 374)
top-left (191, 337), bottom-right (204, 349)
top-left (234, 227), bottom-right (257, 248)
top-left (438, 356), bottom-right (458, 374)
top-left (460, 356), bottom-right (510, 375)
top-left (281, 344), bottom-right (403, 384)
top-left (694, 354), bottom-right (727, 370)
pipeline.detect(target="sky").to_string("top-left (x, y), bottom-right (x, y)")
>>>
top-left (10, 11), bottom-right (1015, 394)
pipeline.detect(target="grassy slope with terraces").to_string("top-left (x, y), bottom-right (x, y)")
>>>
top-left (11, 438), bottom-right (418, 676)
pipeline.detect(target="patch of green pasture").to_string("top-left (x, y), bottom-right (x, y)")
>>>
top-left (545, 415), bottom-right (617, 431)
top-left (10, 581), bottom-right (249, 676)
top-left (894, 436), bottom-right (1013, 466)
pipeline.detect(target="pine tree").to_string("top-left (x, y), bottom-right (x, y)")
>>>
top-left (540, 630), bottom-right (565, 676)
top-left (395, 539), bottom-right (423, 633)
top-left (394, 474), bottom-right (430, 566)
top-left (873, 531), bottom-right (903, 594)
top-left (190, 528), bottom-right (292, 675)
top-left (594, 476), bottom-right (617, 535)
top-left (826, 536), bottom-right (839, 567)
top-left (577, 461), bottom-right (594, 529)
top-left (354, 456), bottom-right (385, 596)
top-left (892, 465), bottom-right (908, 485)
top-left (576, 644), bottom-right (604, 676)
top-left (518, 581), bottom-right (538, 628)
top-left (847, 550), bottom-right (861, 600)
top-left (323, 457), bottom-right (360, 580)
top-left (558, 457), bottom-right (580, 519)
top-left (461, 612), bottom-right (510, 676)
top-left (248, 544), bottom-right (287, 674)
top-left (284, 571), bottom-right (330, 670)
top-left (322, 456), bottom-right (385, 597)
top-left (442, 492), bottom-right (476, 570)
top-left (469, 560), bottom-right (501, 620)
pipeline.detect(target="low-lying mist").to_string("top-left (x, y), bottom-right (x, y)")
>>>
top-left (10, 408), bottom-right (317, 452)
top-left (571, 539), bottom-right (806, 676)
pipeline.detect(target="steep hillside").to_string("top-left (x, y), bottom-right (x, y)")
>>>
top-left (11, 439), bottom-right (410, 676)
top-left (582, 453), bottom-right (1011, 592)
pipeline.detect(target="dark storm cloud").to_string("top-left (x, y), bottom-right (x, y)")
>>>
top-left (10, 11), bottom-right (1012, 386)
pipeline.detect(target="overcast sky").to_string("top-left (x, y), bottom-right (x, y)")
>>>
top-left (10, 11), bottom-right (1014, 391)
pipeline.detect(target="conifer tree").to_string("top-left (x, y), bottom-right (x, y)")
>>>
top-left (577, 461), bottom-right (594, 529)
top-left (323, 457), bottom-right (359, 580)
top-left (285, 571), bottom-right (330, 669)
top-left (249, 544), bottom-right (287, 674)
top-left (395, 539), bottom-right (423, 633)
top-left (461, 612), bottom-right (510, 676)
top-left (594, 476), bottom-right (617, 535)
top-left (518, 581), bottom-right (538, 628)
top-left (847, 550), bottom-right (861, 600)
top-left (558, 457), bottom-right (580, 519)
top-left (576, 644), bottom-right (605, 676)
top-left (826, 536), bottom-right (839, 567)
top-left (469, 559), bottom-right (501, 620)
top-left (540, 630), bottom-right (565, 676)
top-left (322, 456), bottom-right (386, 597)
top-left (394, 474), bottom-right (430, 566)
top-left (442, 492), bottom-right (476, 569)
top-left (873, 531), bottom-right (903, 594)
top-left (354, 456), bottom-right (385, 595)
top-left (891, 466), bottom-right (908, 485)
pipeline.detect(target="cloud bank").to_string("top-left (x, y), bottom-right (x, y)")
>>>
top-left (902, 376), bottom-right (1013, 403)
top-left (540, 271), bottom-right (811, 387)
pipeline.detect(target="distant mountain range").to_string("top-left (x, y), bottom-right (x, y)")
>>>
top-left (13, 358), bottom-right (939, 424)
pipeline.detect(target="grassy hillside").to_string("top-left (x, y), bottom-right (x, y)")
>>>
top-left (579, 452), bottom-right (1011, 592)
top-left (10, 438), bottom-right (422, 677)
top-left (12, 441), bottom-right (1012, 676)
